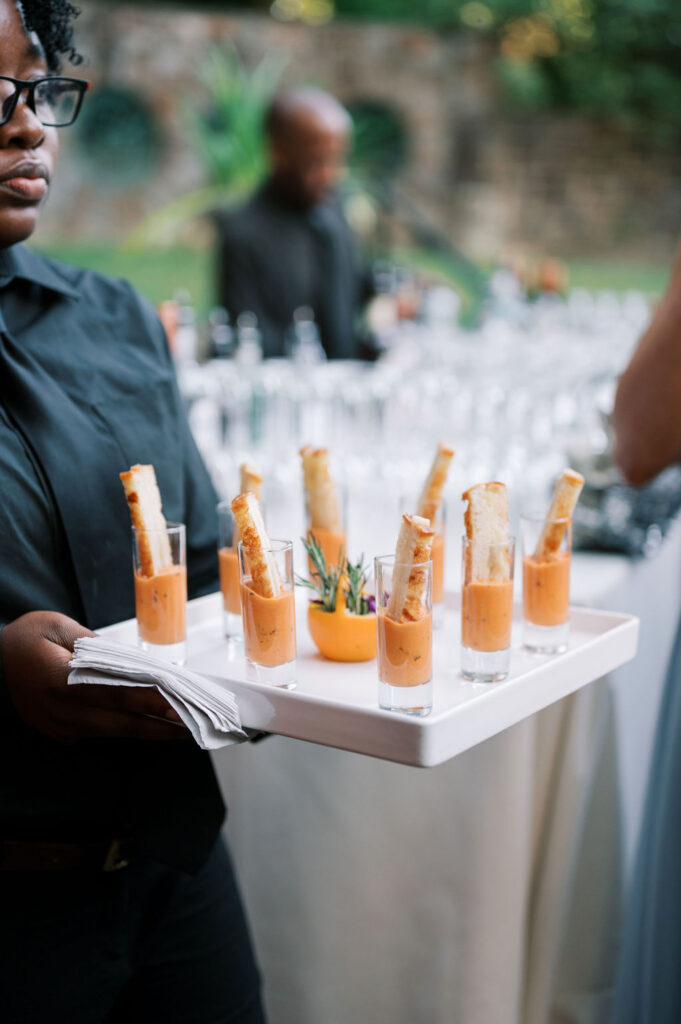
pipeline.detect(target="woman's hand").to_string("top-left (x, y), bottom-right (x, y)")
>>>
top-left (1, 611), bottom-right (187, 743)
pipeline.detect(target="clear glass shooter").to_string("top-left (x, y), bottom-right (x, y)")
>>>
top-left (217, 501), bottom-right (243, 640)
top-left (238, 539), bottom-right (297, 688)
top-left (461, 536), bottom-right (515, 682)
top-left (521, 514), bottom-right (571, 654)
top-left (304, 483), bottom-right (347, 578)
top-left (400, 496), bottom-right (447, 629)
top-left (133, 522), bottom-right (187, 665)
top-left (375, 554), bottom-right (433, 716)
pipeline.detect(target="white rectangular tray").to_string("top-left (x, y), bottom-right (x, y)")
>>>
top-left (100, 591), bottom-right (639, 768)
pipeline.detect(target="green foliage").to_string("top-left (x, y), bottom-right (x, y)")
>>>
top-left (389, 246), bottom-right (488, 328)
top-left (333, 0), bottom-right (460, 25)
top-left (334, 0), bottom-right (681, 145)
top-left (495, 55), bottom-right (551, 110)
top-left (116, 2), bottom-right (681, 142)
top-left (347, 100), bottom-right (409, 180)
top-left (125, 44), bottom-right (283, 246)
top-left (296, 534), bottom-right (344, 612)
top-left (192, 44), bottom-right (283, 191)
top-left (296, 537), bottom-right (373, 615)
top-left (344, 555), bottom-right (373, 615)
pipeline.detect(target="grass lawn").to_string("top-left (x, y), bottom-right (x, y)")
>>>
top-left (30, 241), bottom-right (672, 322)
top-left (30, 242), bottom-right (216, 315)
top-left (565, 259), bottom-right (671, 296)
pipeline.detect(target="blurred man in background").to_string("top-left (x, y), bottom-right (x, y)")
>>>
top-left (215, 86), bottom-right (374, 360)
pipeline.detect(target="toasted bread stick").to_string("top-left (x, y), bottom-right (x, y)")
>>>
top-left (240, 462), bottom-right (262, 503)
top-left (534, 469), bottom-right (584, 559)
top-left (120, 464), bottom-right (171, 577)
top-left (462, 482), bottom-right (510, 581)
top-left (300, 446), bottom-right (341, 531)
top-left (386, 513), bottom-right (434, 623)
top-left (417, 442), bottom-right (455, 521)
top-left (231, 491), bottom-right (281, 598)
top-left (232, 463), bottom-right (263, 547)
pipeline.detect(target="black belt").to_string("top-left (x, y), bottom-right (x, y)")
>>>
top-left (0, 837), bottom-right (133, 873)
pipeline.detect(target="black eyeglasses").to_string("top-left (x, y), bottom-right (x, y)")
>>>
top-left (0, 76), bottom-right (90, 128)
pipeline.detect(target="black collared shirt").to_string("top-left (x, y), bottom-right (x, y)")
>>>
top-left (0, 245), bottom-right (225, 869)
top-left (215, 180), bottom-right (372, 360)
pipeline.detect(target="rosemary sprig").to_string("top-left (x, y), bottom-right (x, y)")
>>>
top-left (296, 536), bottom-right (376, 615)
top-left (296, 532), bottom-right (344, 612)
top-left (344, 554), bottom-right (372, 615)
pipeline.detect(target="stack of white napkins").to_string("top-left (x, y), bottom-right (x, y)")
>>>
top-left (69, 636), bottom-right (248, 750)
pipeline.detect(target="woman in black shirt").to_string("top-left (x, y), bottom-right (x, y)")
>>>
top-left (0, 3), bottom-right (266, 1020)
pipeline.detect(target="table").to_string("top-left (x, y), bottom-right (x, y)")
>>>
top-left (209, 513), bottom-right (681, 1024)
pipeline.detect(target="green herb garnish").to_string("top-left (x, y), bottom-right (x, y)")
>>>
top-left (296, 532), bottom-right (344, 612)
top-left (296, 535), bottom-right (375, 615)
top-left (344, 554), bottom-right (373, 615)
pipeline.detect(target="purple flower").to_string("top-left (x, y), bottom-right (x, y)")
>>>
top-left (367, 594), bottom-right (376, 613)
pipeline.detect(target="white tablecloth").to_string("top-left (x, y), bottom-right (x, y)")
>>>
top-left (212, 511), bottom-right (681, 1024)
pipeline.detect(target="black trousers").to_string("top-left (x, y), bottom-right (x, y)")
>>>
top-left (0, 835), bottom-right (267, 1024)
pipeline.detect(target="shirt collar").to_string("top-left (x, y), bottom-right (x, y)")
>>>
top-left (0, 244), bottom-right (80, 300)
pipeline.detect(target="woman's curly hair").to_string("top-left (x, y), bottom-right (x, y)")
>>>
top-left (18, 0), bottom-right (82, 72)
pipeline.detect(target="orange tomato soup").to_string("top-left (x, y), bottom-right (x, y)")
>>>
top-left (218, 546), bottom-right (241, 614)
top-left (377, 609), bottom-right (432, 687)
top-left (431, 532), bottom-right (445, 604)
top-left (135, 565), bottom-right (187, 645)
top-left (307, 527), bottom-right (346, 575)
top-left (462, 580), bottom-right (513, 652)
top-left (523, 550), bottom-right (570, 626)
top-left (240, 584), bottom-right (296, 667)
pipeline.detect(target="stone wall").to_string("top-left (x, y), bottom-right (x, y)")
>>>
top-left (40, 2), bottom-right (681, 262)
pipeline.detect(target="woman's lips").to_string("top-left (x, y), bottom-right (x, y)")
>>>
top-left (0, 176), bottom-right (48, 201)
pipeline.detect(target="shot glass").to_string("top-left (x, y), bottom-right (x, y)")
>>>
top-left (217, 501), bottom-right (243, 640)
top-left (400, 496), bottom-right (447, 629)
top-left (375, 554), bottom-right (433, 716)
top-left (305, 484), bottom-right (347, 578)
top-left (238, 539), bottom-right (297, 688)
top-left (521, 514), bottom-right (572, 654)
top-left (460, 536), bottom-right (515, 682)
top-left (133, 522), bottom-right (187, 665)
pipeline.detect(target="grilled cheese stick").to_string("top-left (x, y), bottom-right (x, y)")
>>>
top-left (417, 442), bottom-right (455, 521)
top-left (240, 462), bottom-right (262, 503)
top-left (231, 491), bottom-right (281, 598)
top-left (119, 464), bottom-right (171, 577)
top-left (386, 513), bottom-right (434, 623)
top-left (233, 462), bottom-right (263, 547)
top-left (300, 446), bottom-right (341, 531)
top-left (534, 469), bottom-right (584, 559)
top-left (462, 482), bottom-right (510, 581)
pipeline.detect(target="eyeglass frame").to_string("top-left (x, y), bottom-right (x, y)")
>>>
top-left (0, 75), bottom-right (90, 128)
